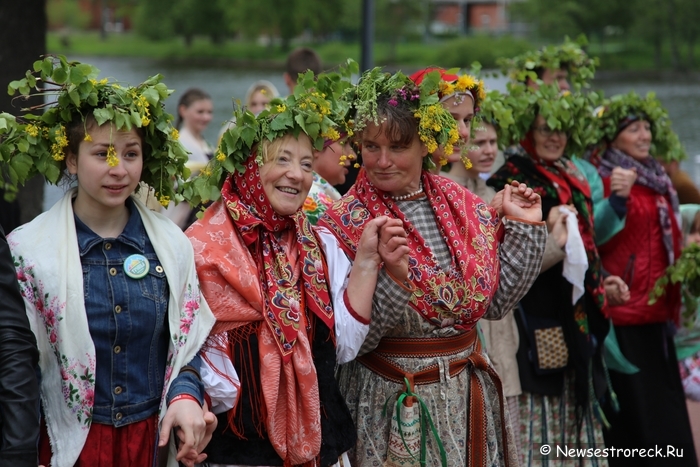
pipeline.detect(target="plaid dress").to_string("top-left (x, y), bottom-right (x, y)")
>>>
top-left (336, 197), bottom-right (547, 466)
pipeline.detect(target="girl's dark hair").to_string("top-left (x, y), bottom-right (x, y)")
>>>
top-left (363, 95), bottom-right (419, 147)
top-left (176, 87), bottom-right (211, 129)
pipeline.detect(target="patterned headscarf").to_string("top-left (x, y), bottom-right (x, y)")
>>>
top-left (318, 169), bottom-right (501, 331)
top-left (222, 155), bottom-right (333, 361)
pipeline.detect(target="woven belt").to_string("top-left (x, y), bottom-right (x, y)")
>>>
top-left (357, 329), bottom-right (511, 467)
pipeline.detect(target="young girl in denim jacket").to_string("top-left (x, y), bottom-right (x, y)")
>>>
top-left (1, 58), bottom-right (215, 467)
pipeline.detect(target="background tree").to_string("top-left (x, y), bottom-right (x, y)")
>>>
top-left (0, 0), bottom-right (46, 230)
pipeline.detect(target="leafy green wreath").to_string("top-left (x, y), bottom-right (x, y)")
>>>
top-left (181, 60), bottom-right (358, 206)
top-left (592, 91), bottom-right (686, 162)
top-left (494, 83), bottom-right (601, 157)
top-left (345, 67), bottom-right (462, 170)
top-left (0, 55), bottom-right (189, 205)
top-left (498, 35), bottom-right (598, 90)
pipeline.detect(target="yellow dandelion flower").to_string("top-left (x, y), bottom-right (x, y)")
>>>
top-left (158, 194), bottom-right (170, 207)
top-left (171, 129), bottom-right (179, 140)
top-left (439, 81), bottom-right (455, 96)
top-left (106, 145), bottom-right (119, 167)
top-left (216, 151), bottom-right (226, 162)
top-left (456, 75), bottom-right (477, 92)
top-left (84, 133), bottom-right (92, 142)
top-left (276, 104), bottom-right (286, 113)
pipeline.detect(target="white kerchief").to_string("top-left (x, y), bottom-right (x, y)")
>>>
top-left (559, 206), bottom-right (588, 304)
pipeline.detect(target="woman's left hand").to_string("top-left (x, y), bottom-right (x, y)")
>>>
top-left (494, 180), bottom-right (542, 223)
top-left (378, 219), bottom-right (410, 283)
top-left (159, 398), bottom-right (218, 466)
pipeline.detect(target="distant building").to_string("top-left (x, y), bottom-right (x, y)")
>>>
top-left (432, 0), bottom-right (522, 34)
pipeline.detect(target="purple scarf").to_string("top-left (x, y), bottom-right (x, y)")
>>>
top-left (598, 147), bottom-right (680, 265)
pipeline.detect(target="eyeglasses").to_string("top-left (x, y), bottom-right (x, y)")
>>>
top-left (533, 125), bottom-right (565, 138)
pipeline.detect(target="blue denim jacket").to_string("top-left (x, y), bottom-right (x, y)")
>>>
top-left (75, 199), bottom-right (203, 426)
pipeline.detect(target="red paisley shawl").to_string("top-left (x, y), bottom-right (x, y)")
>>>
top-left (317, 169), bottom-right (501, 331)
top-left (221, 157), bottom-right (334, 361)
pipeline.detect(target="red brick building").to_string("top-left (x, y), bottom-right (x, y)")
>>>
top-left (433, 0), bottom-right (519, 34)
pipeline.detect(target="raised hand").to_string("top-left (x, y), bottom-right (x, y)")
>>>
top-left (500, 180), bottom-right (543, 223)
top-left (610, 167), bottom-right (637, 198)
top-left (355, 216), bottom-right (390, 270)
top-left (377, 218), bottom-right (410, 283)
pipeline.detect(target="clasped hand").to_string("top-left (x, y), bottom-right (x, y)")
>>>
top-left (490, 180), bottom-right (543, 223)
top-left (356, 216), bottom-right (410, 283)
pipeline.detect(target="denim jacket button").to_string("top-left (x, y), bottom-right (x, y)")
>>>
top-left (109, 267), bottom-right (117, 276)
top-left (115, 412), bottom-right (123, 421)
top-left (114, 305), bottom-right (122, 313)
top-left (114, 345), bottom-right (121, 354)
top-left (114, 386), bottom-right (123, 395)
top-left (104, 243), bottom-right (112, 250)
top-left (155, 265), bottom-right (164, 273)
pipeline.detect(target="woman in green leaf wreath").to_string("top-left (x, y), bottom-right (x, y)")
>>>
top-left (183, 64), bottom-right (412, 467)
top-left (488, 83), bottom-right (613, 467)
top-left (591, 92), bottom-right (696, 466)
top-left (317, 67), bottom-right (548, 467)
top-left (0, 56), bottom-right (217, 467)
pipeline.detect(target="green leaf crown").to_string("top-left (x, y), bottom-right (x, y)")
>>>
top-left (345, 67), bottom-right (461, 170)
top-left (0, 55), bottom-right (188, 205)
top-left (181, 60), bottom-right (358, 206)
top-left (495, 83), bottom-right (600, 158)
top-left (498, 35), bottom-right (598, 90)
top-left (592, 91), bottom-right (686, 162)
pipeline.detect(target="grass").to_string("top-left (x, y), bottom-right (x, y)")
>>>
top-left (47, 31), bottom-right (535, 70)
top-left (50, 31), bottom-right (694, 72)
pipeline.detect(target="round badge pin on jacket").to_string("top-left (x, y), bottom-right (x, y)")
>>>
top-left (124, 254), bottom-right (150, 279)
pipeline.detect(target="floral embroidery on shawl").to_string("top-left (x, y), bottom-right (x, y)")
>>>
top-left (13, 253), bottom-right (96, 427)
top-left (318, 170), bottom-right (501, 331)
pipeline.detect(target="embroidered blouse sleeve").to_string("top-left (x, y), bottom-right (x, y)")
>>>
top-left (200, 343), bottom-right (240, 415)
top-left (317, 228), bottom-right (370, 364)
top-left (483, 217), bottom-right (547, 320)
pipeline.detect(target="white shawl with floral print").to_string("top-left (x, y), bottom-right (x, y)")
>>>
top-left (8, 190), bottom-right (215, 467)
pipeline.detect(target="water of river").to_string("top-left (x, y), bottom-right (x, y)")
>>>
top-left (43, 56), bottom-right (700, 208)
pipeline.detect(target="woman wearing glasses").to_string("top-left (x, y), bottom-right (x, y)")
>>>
top-left (488, 85), bottom-right (612, 467)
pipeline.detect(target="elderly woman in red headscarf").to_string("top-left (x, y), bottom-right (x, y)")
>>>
top-left (317, 68), bottom-right (547, 466)
top-left (186, 85), bottom-right (411, 467)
